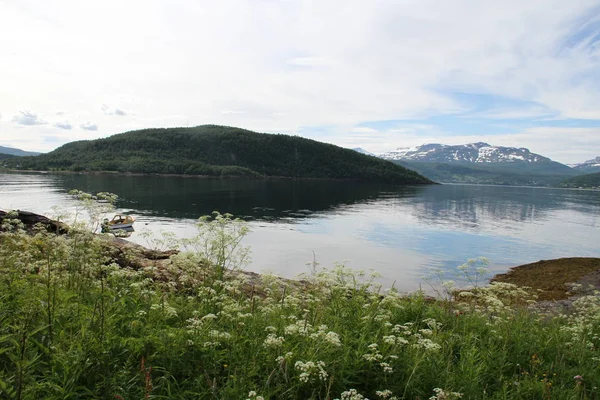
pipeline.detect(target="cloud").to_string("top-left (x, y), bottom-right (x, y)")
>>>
top-left (0, 1), bottom-right (598, 158)
top-left (80, 122), bottom-right (98, 131)
top-left (102, 104), bottom-right (127, 116)
top-left (11, 110), bottom-right (46, 126)
top-left (54, 122), bottom-right (72, 130)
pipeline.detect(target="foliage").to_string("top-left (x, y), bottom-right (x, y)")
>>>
top-left (183, 211), bottom-right (251, 281)
top-left (66, 189), bottom-right (119, 232)
top-left (2, 215), bottom-right (600, 399)
top-left (395, 160), bottom-right (583, 187)
top-left (4, 125), bottom-right (433, 184)
top-left (557, 172), bottom-right (600, 189)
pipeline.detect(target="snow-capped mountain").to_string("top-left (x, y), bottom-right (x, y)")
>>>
top-left (379, 142), bottom-right (551, 164)
top-left (351, 147), bottom-right (376, 156)
top-left (569, 156), bottom-right (600, 173)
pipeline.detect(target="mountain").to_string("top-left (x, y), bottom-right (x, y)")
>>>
top-left (0, 145), bottom-right (41, 157)
top-left (557, 172), bottom-right (600, 189)
top-left (380, 142), bottom-right (551, 163)
top-left (379, 142), bottom-right (580, 186)
top-left (4, 125), bottom-right (433, 184)
top-left (351, 147), bottom-right (376, 156)
top-left (569, 157), bottom-right (600, 174)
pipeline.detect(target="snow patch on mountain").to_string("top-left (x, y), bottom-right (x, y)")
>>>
top-left (570, 156), bottom-right (600, 170)
top-left (351, 147), bottom-right (376, 156)
top-left (379, 143), bottom-right (550, 163)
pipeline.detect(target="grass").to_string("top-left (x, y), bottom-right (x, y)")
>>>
top-left (1, 210), bottom-right (600, 399)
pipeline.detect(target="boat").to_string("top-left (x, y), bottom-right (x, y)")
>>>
top-left (103, 214), bottom-right (136, 230)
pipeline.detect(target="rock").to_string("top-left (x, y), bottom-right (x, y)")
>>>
top-left (0, 209), bottom-right (69, 234)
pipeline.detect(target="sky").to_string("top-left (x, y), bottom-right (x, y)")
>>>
top-left (1, 0), bottom-right (600, 164)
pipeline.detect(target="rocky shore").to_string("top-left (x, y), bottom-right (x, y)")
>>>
top-left (2, 209), bottom-right (599, 307)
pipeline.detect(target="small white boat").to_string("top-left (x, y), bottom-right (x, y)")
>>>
top-left (103, 214), bottom-right (136, 230)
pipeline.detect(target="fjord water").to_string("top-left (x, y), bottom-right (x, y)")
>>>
top-left (1, 172), bottom-right (599, 291)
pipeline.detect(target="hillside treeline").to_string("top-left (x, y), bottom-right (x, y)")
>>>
top-left (7, 125), bottom-right (432, 184)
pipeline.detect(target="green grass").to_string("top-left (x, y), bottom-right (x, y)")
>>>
top-left (1, 214), bottom-right (600, 399)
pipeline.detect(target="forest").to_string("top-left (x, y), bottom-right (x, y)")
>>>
top-left (4, 125), bottom-right (433, 184)
top-left (557, 172), bottom-right (600, 188)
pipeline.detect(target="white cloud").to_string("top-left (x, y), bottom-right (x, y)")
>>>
top-left (11, 110), bottom-right (46, 126)
top-left (0, 0), bottom-right (598, 159)
top-left (332, 126), bottom-right (600, 164)
top-left (53, 121), bottom-right (72, 130)
top-left (80, 122), bottom-right (98, 131)
top-left (102, 104), bottom-right (128, 116)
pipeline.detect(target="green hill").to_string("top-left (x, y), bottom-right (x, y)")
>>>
top-left (557, 172), bottom-right (600, 188)
top-left (6, 125), bottom-right (433, 184)
top-left (393, 160), bottom-right (581, 186)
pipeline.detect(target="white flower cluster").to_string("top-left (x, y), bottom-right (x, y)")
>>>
top-left (185, 313), bottom-right (218, 333)
top-left (309, 325), bottom-right (342, 347)
top-left (413, 338), bottom-right (442, 352)
top-left (263, 333), bottom-right (285, 348)
top-left (209, 330), bottom-right (231, 340)
top-left (375, 389), bottom-right (398, 399)
top-left (429, 387), bottom-right (463, 400)
top-left (560, 294), bottom-right (600, 347)
top-left (275, 351), bottom-right (294, 364)
top-left (386, 321), bottom-right (442, 352)
top-left (294, 360), bottom-right (328, 383)
top-left (285, 319), bottom-right (312, 336)
top-left (149, 302), bottom-right (178, 317)
top-left (246, 390), bottom-right (265, 400)
top-left (362, 343), bottom-right (383, 362)
top-left (335, 389), bottom-right (369, 400)
top-left (284, 321), bottom-right (342, 346)
top-left (382, 335), bottom-right (409, 346)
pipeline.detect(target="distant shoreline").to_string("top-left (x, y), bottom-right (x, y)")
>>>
top-left (0, 168), bottom-right (437, 184)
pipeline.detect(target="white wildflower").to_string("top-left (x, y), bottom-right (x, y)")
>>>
top-left (263, 333), bottom-right (285, 348)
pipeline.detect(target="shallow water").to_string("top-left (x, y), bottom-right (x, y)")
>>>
top-left (1, 172), bottom-right (598, 291)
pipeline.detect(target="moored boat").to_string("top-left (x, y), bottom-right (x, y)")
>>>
top-left (103, 214), bottom-right (136, 230)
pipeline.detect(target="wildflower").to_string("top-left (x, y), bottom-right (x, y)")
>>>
top-left (336, 389), bottom-right (370, 400)
top-left (324, 331), bottom-right (342, 346)
top-left (295, 360), bottom-right (328, 383)
top-left (429, 388), bottom-right (463, 400)
top-left (380, 362), bottom-right (393, 373)
top-left (263, 333), bottom-right (285, 348)
top-left (375, 390), bottom-right (393, 399)
top-left (246, 391), bottom-right (265, 400)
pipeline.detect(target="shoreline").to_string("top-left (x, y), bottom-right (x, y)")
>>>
top-left (0, 168), bottom-right (435, 184)
top-left (492, 257), bottom-right (600, 302)
top-left (3, 209), bottom-right (599, 303)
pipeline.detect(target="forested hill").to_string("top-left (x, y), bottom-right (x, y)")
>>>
top-left (7, 125), bottom-right (433, 184)
top-left (557, 172), bottom-right (600, 189)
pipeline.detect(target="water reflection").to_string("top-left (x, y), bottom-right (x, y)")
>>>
top-left (1, 172), bottom-right (598, 291)
top-left (46, 173), bottom-right (426, 220)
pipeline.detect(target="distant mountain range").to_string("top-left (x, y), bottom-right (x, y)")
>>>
top-left (375, 142), bottom-right (586, 186)
top-left (380, 142), bottom-right (550, 163)
top-left (0, 145), bottom-right (41, 157)
top-left (568, 157), bottom-right (600, 173)
top-left (351, 147), bottom-right (376, 156)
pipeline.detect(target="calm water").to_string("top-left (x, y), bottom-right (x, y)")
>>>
top-left (1, 172), bottom-right (599, 291)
